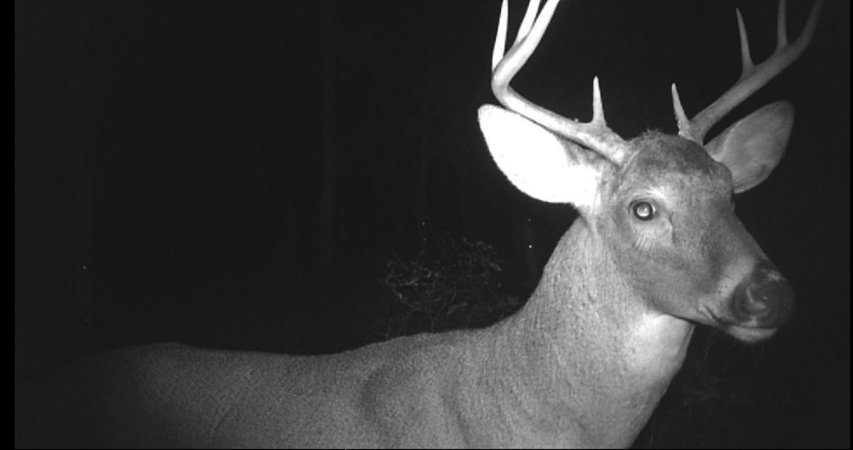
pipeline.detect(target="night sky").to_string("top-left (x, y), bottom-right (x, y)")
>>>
top-left (15, 1), bottom-right (849, 447)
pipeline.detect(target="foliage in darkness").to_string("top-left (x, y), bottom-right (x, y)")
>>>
top-left (379, 236), bottom-right (521, 339)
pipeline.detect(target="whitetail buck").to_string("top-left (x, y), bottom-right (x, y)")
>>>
top-left (23, 0), bottom-right (820, 447)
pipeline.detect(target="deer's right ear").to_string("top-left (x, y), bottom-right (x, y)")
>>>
top-left (478, 105), bottom-right (602, 208)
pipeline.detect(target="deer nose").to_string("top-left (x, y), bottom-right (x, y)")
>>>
top-left (732, 261), bottom-right (795, 327)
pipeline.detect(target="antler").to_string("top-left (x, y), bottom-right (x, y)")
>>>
top-left (674, 0), bottom-right (823, 143)
top-left (489, 0), bottom-right (632, 165)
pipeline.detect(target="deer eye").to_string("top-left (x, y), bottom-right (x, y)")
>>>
top-left (631, 200), bottom-right (656, 221)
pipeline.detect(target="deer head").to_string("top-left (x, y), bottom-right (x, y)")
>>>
top-left (479, 0), bottom-right (820, 346)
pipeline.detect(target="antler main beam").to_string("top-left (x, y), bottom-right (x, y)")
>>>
top-left (489, 0), bottom-right (631, 165)
top-left (674, 0), bottom-right (823, 143)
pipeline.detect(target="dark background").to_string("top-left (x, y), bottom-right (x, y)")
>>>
top-left (15, 1), bottom-right (849, 448)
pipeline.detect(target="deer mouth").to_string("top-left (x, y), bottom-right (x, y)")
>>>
top-left (703, 307), bottom-right (780, 343)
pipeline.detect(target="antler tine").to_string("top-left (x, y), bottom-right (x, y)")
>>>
top-left (671, 84), bottom-right (691, 139)
top-left (490, 0), bottom-right (631, 165)
top-left (675, 0), bottom-right (823, 143)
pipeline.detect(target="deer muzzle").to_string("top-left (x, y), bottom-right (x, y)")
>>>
top-left (731, 260), bottom-right (795, 328)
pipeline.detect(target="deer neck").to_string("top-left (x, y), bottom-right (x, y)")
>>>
top-left (481, 219), bottom-right (694, 446)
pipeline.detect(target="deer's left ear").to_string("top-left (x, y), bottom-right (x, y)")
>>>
top-left (704, 101), bottom-right (794, 193)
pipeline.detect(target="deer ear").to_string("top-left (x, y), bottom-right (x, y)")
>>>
top-left (704, 101), bottom-right (794, 193)
top-left (477, 105), bottom-right (603, 208)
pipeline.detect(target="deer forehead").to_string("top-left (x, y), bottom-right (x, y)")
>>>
top-left (607, 133), bottom-right (732, 204)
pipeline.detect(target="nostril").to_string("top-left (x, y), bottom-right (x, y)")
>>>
top-left (734, 265), bottom-right (795, 326)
